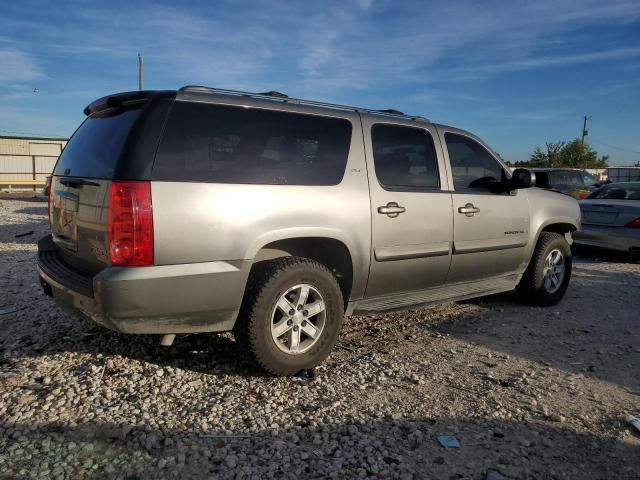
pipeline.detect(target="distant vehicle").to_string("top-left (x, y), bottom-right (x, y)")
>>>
top-left (574, 182), bottom-right (640, 255)
top-left (532, 168), bottom-right (602, 199)
top-left (38, 86), bottom-right (580, 375)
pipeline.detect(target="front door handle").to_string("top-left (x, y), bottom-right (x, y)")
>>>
top-left (458, 203), bottom-right (480, 217)
top-left (378, 202), bottom-right (406, 218)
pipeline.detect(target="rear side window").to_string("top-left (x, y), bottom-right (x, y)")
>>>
top-left (371, 124), bottom-right (440, 190)
top-left (153, 102), bottom-right (352, 185)
top-left (445, 133), bottom-right (507, 190)
top-left (54, 106), bottom-right (142, 178)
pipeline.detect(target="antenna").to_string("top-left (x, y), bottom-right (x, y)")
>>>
top-left (138, 53), bottom-right (144, 91)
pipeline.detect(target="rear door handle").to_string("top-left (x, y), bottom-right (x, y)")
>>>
top-left (458, 203), bottom-right (480, 217)
top-left (377, 202), bottom-right (406, 218)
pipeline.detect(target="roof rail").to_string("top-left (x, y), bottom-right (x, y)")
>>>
top-left (178, 85), bottom-right (428, 122)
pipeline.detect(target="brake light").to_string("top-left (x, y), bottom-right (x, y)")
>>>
top-left (625, 218), bottom-right (640, 228)
top-left (108, 181), bottom-right (153, 266)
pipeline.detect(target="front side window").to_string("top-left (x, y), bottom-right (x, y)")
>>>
top-left (153, 102), bottom-right (352, 185)
top-left (444, 133), bottom-right (507, 191)
top-left (371, 124), bottom-right (440, 190)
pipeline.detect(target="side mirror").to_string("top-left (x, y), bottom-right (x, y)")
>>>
top-left (510, 168), bottom-right (536, 190)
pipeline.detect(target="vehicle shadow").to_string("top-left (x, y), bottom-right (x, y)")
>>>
top-left (1, 301), bottom-right (262, 378)
top-left (1, 415), bottom-right (638, 479)
top-left (14, 205), bottom-right (49, 216)
top-left (442, 261), bottom-right (640, 391)
top-left (573, 244), bottom-right (639, 264)
top-left (0, 198), bottom-right (48, 246)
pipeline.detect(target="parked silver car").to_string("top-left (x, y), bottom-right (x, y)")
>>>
top-left (574, 182), bottom-right (640, 254)
top-left (38, 86), bottom-right (580, 375)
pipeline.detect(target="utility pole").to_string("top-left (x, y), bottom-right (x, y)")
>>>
top-left (138, 53), bottom-right (144, 91)
top-left (580, 115), bottom-right (591, 168)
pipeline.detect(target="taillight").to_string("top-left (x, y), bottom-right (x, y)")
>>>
top-left (625, 218), bottom-right (640, 228)
top-left (108, 181), bottom-right (153, 266)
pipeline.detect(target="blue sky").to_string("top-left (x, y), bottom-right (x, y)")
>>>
top-left (1, 0), bottom-right (639, 164)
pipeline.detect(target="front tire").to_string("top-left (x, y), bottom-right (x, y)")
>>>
top-left (517, 232), bottom-right (572, 306)
top-left (234, 257), bottom-right (344, 376)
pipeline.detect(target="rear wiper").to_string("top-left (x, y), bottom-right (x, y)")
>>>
top-left (59, 178), bottom-right (100, 188)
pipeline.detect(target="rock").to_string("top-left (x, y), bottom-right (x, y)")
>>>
top-left (486, 469), bottom-right (509, 480)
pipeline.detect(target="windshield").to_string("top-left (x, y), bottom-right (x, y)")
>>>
top-left (587, 183), bottom-right (640, 200)
top-left (54, 105), bottom-right (143, 178)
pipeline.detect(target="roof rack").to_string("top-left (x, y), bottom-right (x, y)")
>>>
top-left (179, 85), bottom-right (429, 122)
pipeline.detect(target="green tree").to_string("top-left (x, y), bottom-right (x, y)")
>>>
top-left (516, 139), bottom-right (609, 169)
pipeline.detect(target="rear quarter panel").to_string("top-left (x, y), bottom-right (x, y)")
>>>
top-left (151, 112), bottom-right (371, 300)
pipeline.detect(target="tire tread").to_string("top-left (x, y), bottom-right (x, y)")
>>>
top-left (234, 256), bottom-right (343, 375)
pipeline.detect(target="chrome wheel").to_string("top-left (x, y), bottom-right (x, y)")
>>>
top-left (270, 284), bottom-right (326, 355)
top-left (543, 249), bottom-right (565, 293)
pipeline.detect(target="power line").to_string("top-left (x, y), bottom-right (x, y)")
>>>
top-left (589, 138), bottom-right (640, 155)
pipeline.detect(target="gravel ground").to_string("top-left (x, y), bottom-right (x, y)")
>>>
top-left (1, 196), bottom-right (639, 480)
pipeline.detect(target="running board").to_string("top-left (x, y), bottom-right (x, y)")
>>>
top-left (348, 274), bottom-right (519, 315)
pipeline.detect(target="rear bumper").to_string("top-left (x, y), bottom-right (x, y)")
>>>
top-left (573, 225), bottom-right (640, 253)
top-left (37, 235), bottom-right (251, 334)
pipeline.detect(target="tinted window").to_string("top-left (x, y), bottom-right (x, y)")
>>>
top-left (54, 106), bottom-right (142, 178)
top-left (153, 102), bottom-right (352, 185)
top-left (549, 170), bottom-right (582, 190)
top-left (444, 133), bottom-right (507, 190)
top-left (587, 183), bottom-right (640, 200)
top-left (371, 124), bottom-right (439, 190)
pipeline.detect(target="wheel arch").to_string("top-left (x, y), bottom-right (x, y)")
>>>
top-left (251, 236), bottom-right (355, 304)
top-left (521, 217), bottom-right (579, 274)
top-left (535, 218), bottom-right (579, 250)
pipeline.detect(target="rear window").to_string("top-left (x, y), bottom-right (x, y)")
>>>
top-left (550, 170), bottom-right (583, 186)
top-left (54, 106), bottom-right (142, 178)
top-left (153, 102), bottom-right (352, 185)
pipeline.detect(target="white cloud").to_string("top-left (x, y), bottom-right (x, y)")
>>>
top-left (449, 46), bottom-right (640, 79)
top-left (0, 48), bottom-right (43, 85)
top-left (2, 0), bottom-right (640, 101)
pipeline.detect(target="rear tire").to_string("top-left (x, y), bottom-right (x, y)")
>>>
top-left (517, 232), bottom-right (572, 306)
top-left (234, 257), bottom-right (344, 376)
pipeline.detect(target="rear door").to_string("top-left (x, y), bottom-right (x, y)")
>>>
top-left (438, 129), bottom-right (529, 283)
top-left (364, 119), bottom-right (453, 298)
top-left (50, 104), bottom-right (144, 274)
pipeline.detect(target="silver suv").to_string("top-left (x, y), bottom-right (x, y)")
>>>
top-left (38, 86), bottom-right (580, 375)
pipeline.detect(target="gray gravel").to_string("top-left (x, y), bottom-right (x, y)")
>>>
top-left (1, 196), bottom-right (639, 479)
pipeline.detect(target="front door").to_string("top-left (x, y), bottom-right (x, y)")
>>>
top-left (364, 120), bottom-right (453, 298)
top-left (438, 129), bottom-right (530, 283)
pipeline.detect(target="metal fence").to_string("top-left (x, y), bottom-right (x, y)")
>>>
top-left (0, 154), bottom-right (58, 190)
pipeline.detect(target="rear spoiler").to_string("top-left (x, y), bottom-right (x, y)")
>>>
top-left (83, 90), bottom-right (175, 116)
